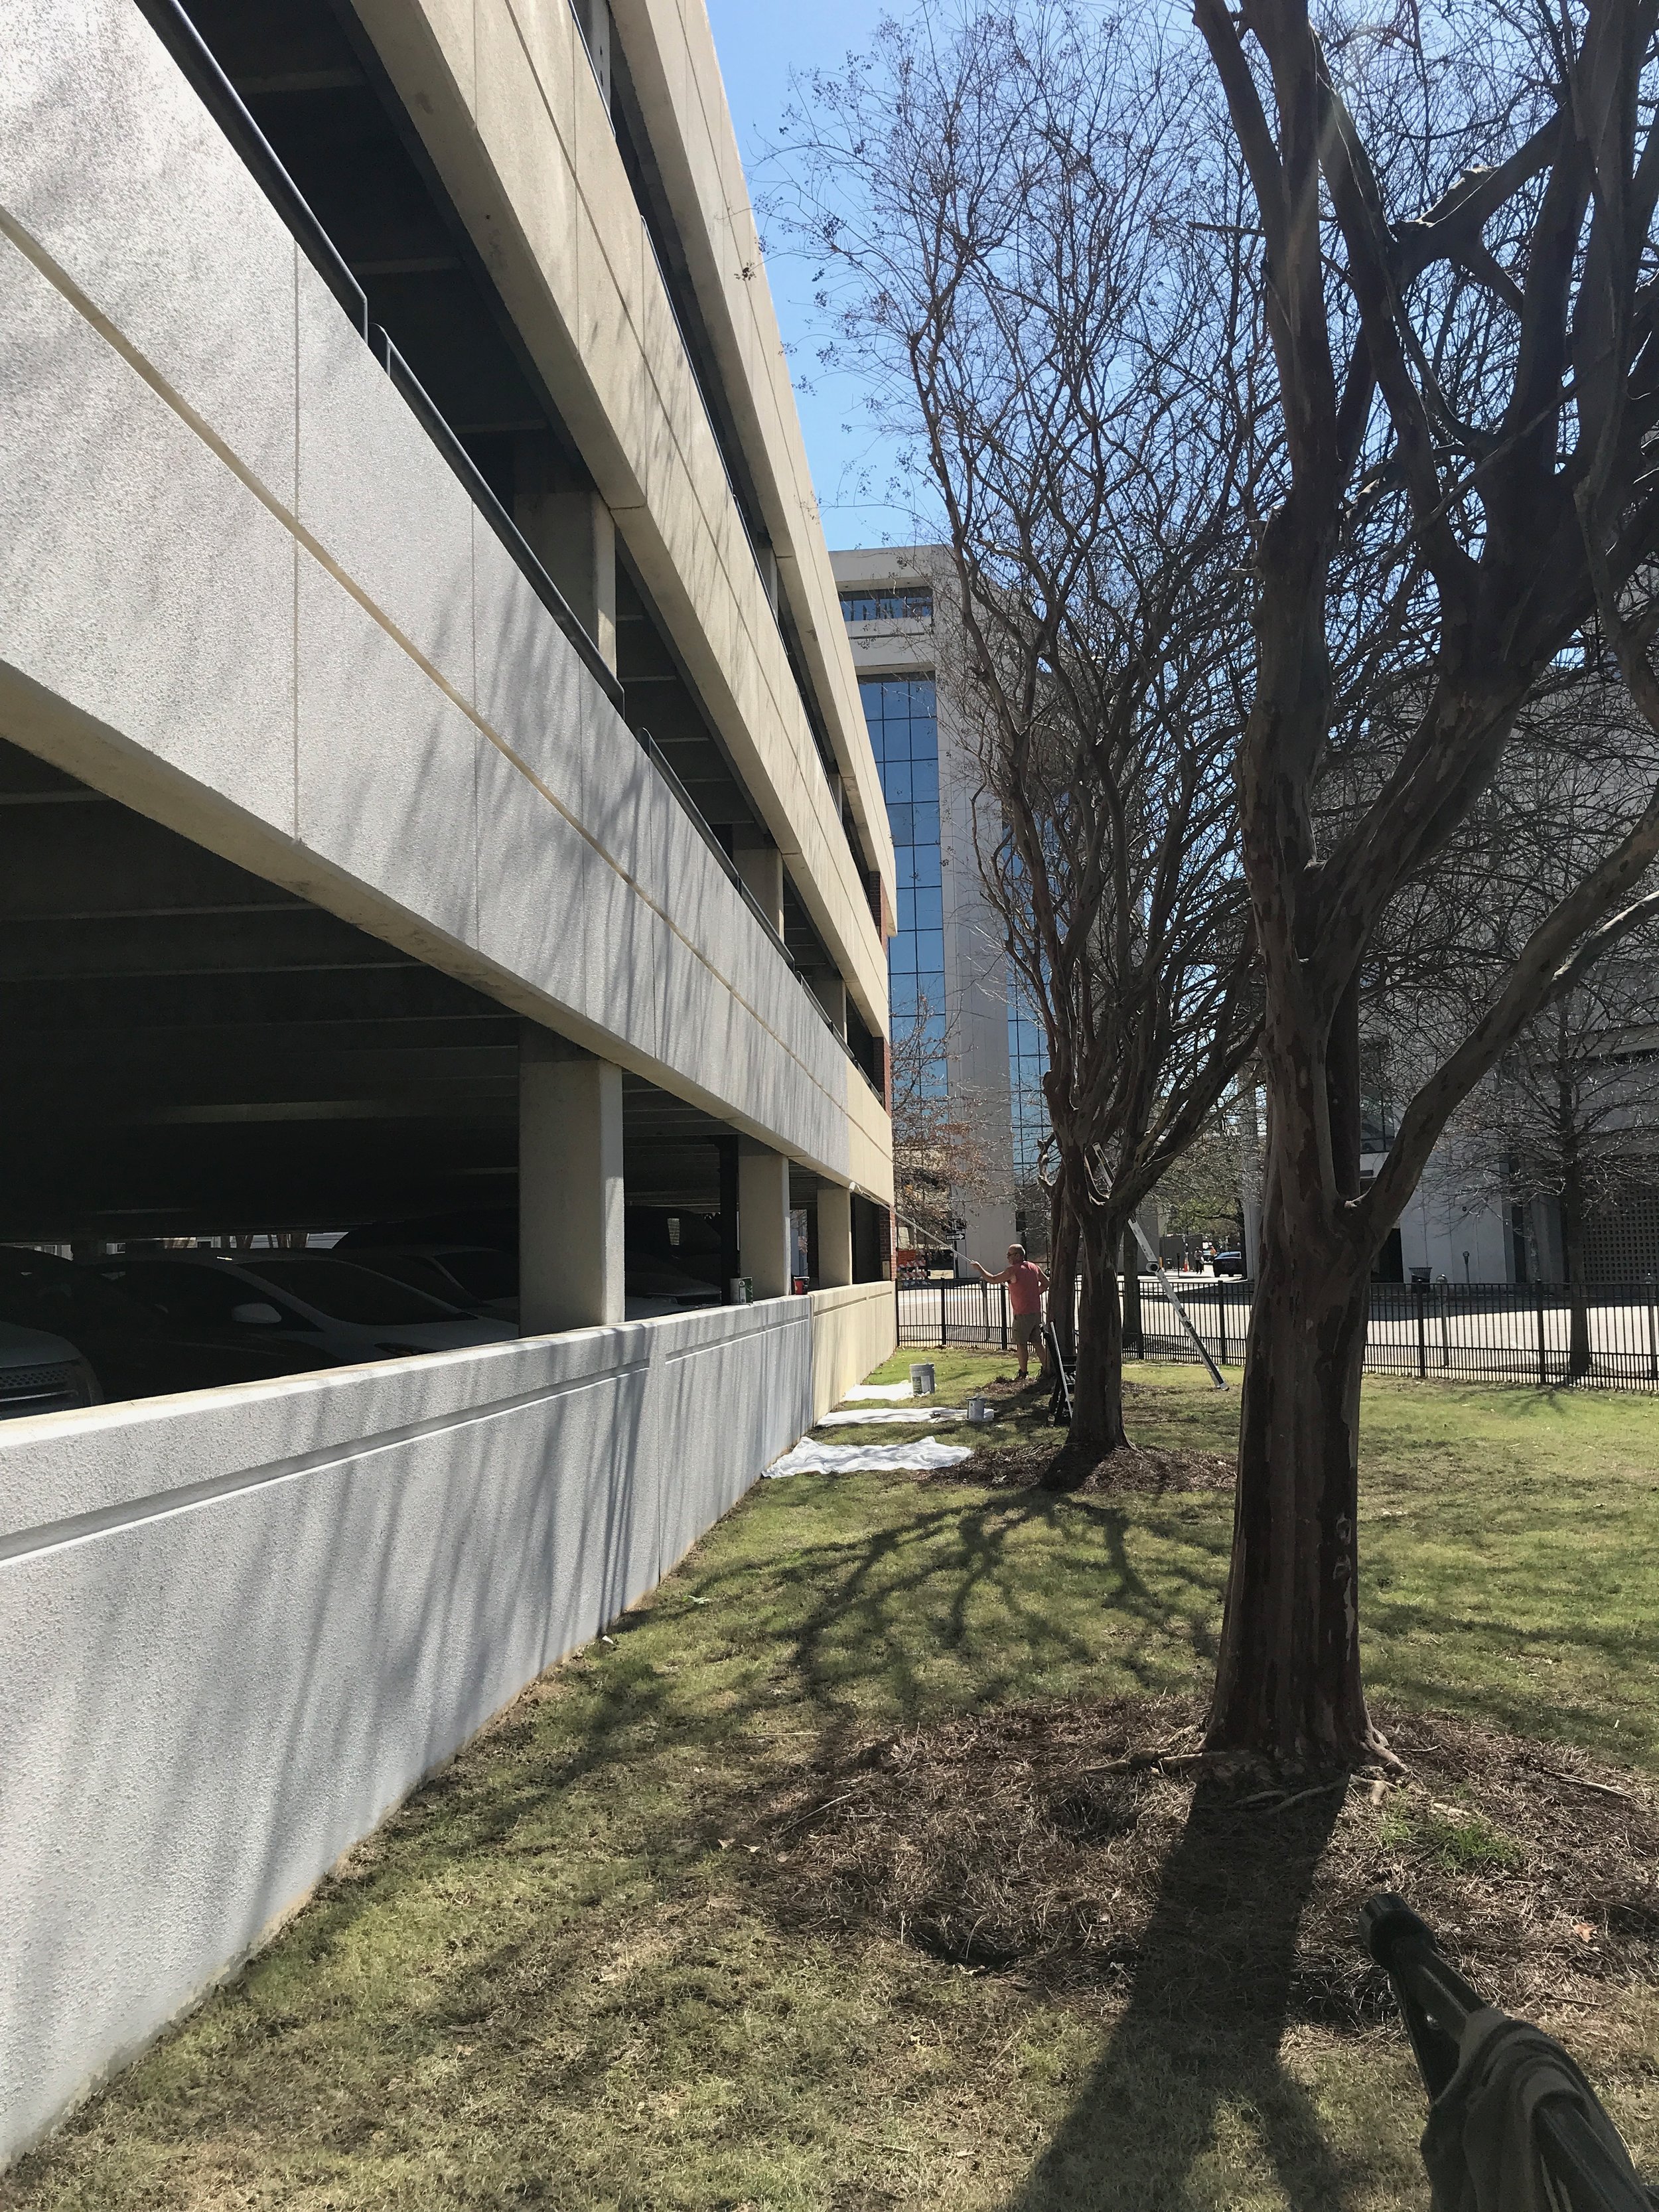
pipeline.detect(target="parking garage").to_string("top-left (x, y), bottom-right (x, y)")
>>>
top-left (0, 733), bottom-right (889, 1404)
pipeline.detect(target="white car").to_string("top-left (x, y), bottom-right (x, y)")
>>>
top-left (0, 1319), bottom-right (100, 1418)
top-left (88, 1254), bottom-right (515, 1372)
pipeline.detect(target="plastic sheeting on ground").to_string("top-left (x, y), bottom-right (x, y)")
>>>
top-left (820, 1406), bottom-right (969, 1425)
top-left (843, 1381), bottom-right (914, 1400)
top-left (763, 1434), bottom-right (974, 1478)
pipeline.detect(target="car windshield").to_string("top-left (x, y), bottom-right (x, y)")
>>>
top-left (0, 1249), bottom-right (153, 1331)
top-left (246, 1258), bottom-right (458, 1324)
top-left (348, 1253), bottom-right (464, 1304)
top-left (434, 1248), bottom-right (517, 1299)
top-left (92, 1260), bottom-right (306, 1328)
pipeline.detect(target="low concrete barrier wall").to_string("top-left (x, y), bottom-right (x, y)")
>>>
top-left (0, 1284), bottom-right (892, 2165)
top-left (808, 1279), bottom-right (899, 1421)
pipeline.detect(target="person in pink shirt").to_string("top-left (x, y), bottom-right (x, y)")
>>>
top-left (971, 1243), bottom-right (1050, 1382)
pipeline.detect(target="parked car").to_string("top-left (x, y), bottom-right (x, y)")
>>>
top-left (0, 1318), bottom-right (99, 1419)
top-left (85, 1254), bottom-right (515, 1373)
top-left (0, 1243), bottom-right (330, 1401)
top-left (336, 1244), bottom-right (519, 1322)
top-left (622, 1258), bottom-right (723, 1319)
top-left (1212, 1248), bottom-right (1248, 1278)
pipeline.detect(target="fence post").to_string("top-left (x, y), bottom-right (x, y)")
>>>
top-left (1535, 1280), bottom-right (1548, 1385)
top-left (1647, 1276), bottom-right (1657, 1386)
top-left (894, 1277), bottom-right (901, 1345)
top-left (940, 1277), bottom-right (948, 1349)
top-left (1440, 1282), bottom-right (1451, 1368)
top-left (1217, 1282), bottom-right (1228, 1366)
top-left (1001, 1284), bottom-right (1009, 1353)
top-left (1414, 1279), bottom-right (1427, 1378)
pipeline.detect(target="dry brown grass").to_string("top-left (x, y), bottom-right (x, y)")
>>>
top-left (760, 1695), bottom-right (1659, 2028)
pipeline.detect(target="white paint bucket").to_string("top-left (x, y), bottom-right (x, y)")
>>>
top-left (909, 1362), bottom-right (936, 1396)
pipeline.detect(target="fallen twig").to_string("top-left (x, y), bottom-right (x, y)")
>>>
top-left (1534, 1767), bottom-right (1632, 1802)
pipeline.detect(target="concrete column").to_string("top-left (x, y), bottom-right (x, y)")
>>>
top-left (812, 975), bottom-right (848, 1037)
top-left (573, 0), bottom-right (611, 106)
top-left (738, 1143), bottom-right (792, 1299)
top-left (515, 488), bottom-right (617, 672)
top-left (733, 829), bottom-right (784, 934)
top-left (520, 1025), bottom-right (624, 1333)
top-left (817, 1183), bottom-right (853, 1288)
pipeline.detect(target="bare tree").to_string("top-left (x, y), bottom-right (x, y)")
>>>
top-left (1417, 712), bottom-right (1659, 1367)
top-left (889, 994), bottom-right (1000, 1251)
top-left (774, 5), bottom-right (1262, 1463)
top-left (1154, 1090), bottom-right (1257, 1254)
top-left (1192, 0), bottom-right (1659, 1767)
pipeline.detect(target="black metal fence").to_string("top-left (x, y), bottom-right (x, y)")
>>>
top-left (897, 1276), bottom-right (1659, 1392)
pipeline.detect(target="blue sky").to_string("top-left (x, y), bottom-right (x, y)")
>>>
top-left (703, 0), bottom-right (925, 551)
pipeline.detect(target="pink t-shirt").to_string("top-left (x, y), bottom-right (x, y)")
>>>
top-left (1006, 1261), bottom-right (1045, 1316)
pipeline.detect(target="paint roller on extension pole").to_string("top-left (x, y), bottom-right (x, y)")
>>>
top-left (1130, 1219), bottom-right (1228, 1390)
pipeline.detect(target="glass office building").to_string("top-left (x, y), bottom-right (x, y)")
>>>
top-left (859, 676), bottom-right (946, 1096)
top-left (835, 549), bottom-right (1051, 1258)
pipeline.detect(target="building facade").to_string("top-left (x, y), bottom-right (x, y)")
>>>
top-left (832, 546), bottom-right (1050, 1263)
top-left (0, 0), bottom-right (895, 2161)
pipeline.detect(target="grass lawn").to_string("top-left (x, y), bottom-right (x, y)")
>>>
top-left (7, 1361), bottom-right (1659, 2210)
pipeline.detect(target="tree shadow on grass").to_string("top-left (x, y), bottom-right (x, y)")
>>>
top-left (1006, 1779), bottom-right (1360, 2212)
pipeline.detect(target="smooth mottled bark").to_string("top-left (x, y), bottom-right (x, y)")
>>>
top-left (1193, 0), bottom-right (1659, 1768)
top-left (1068, 1210), bottom-right (1129, 1461)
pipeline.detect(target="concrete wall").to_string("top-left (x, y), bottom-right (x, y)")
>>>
top-left (0, 0), bottom-right (891, 1205)
top-left (0, 1280), bottom-right (894, 2167)
top-left (808, 1278), bottom-right (899, 1422)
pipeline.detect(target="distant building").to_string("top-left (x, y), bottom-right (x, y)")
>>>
top-left (831, 548), bottom-right (1052, 1260)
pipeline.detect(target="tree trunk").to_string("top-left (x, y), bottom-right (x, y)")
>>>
top-left (1560, 1104), bottom-right (1591, 1381)
top-left (1206, 1218), bottom-right (1378, 1769)
top-left (1068, 1207), bottom-right (1129, 1459)
top-left (1047, 1173), bottom-right (1078, 1365)
top-left (1206, 978), bottom-right (1381, 1773)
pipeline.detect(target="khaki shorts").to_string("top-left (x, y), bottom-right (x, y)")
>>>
top-left (1011, 1311), bottom-right (1043, 1350)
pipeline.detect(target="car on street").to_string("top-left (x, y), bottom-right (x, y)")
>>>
top-left (1212, 1248), bottom-right (1248, 1278)
top-left (0, 1318), bottom-right (99, 1419)
top-left (85, 1254), bottom-right (516, 1374)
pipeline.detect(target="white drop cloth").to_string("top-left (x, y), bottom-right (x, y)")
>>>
top-left (843, 1381), bottom-right (914, 1400)
top-left (821, 1406), bottom-right (968, 1424)
top-left (763, 1435), bottom-right (974, 1478)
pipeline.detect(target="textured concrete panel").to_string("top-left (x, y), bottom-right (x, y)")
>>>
top-left (471, 516), bottom-right (605, 825)
top-left (0, 1300), bottom-right (857, 2166)
top-left (296, 272), bottom-right (476, 700)
top-left (0, 232), bottom-right (297, 833)
top-left (0, 0), bottom-right (301, 504)
top-left (295, 551), bottom-right (480, 953)
top-left (473, 735), bottom-right (663, 1055)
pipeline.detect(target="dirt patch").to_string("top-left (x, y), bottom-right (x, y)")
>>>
top-left (758, 1696), bottom-right (1659, 2028)
top-left (943, 1441), bottom-right (1235, 1493)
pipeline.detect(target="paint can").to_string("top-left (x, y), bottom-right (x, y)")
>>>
top-left (908, 1361), bottom-right (936, 1397)
top-left (967, 1394), bottom-right (993, 1425)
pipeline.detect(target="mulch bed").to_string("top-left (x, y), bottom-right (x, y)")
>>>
top-left (757, 1696), bottom-right (1659, 2029)
top-left (954, 1440), bottom-right (1236, 1494)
